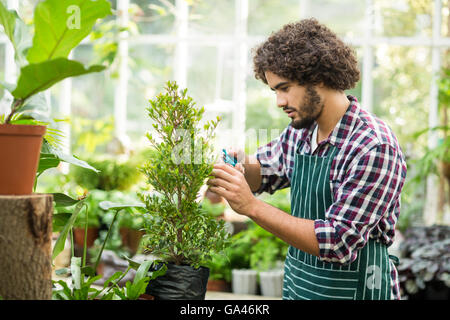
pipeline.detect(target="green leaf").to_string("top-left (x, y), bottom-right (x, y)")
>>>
top-left (80, 266), bottom-right (96, 277)
top-left (121, 255), bottom-right (142, 270)
top-left (20, 93), bottom-right (49, 114)
top-left (102, 271), bottom-right (123, 289)
top-left (149, 263), bottom-right (167, 280)
top-left (99, 201), bottom-right (145, 211)
top-left (52, 193), bottom-right (80, 207)
top-left (0, 1), bottom-right (16, 46)
top-left (133, 260), bottom-right (153, 285)
top-left (12, 58), bottom-right (105, 100)
top-left (41, 139), bottom-right (99, 173)
top-left (27, 0), bottom-right (112, 63)
top-left (37, 153), bottom-right (60, 174)
top-left (0, 2), bottom-right (31, 66)
top-left (52, 212), bottom-right (72, 232)
top-left (52, 200), bottom-right (86, 260)
top-left (55, 268), bottom-right (70, 276)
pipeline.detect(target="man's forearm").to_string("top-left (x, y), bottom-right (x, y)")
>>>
top-left (248, 198), bottom-right (320, 257)
top-left (209, 162), bottom-right (319, 257)
top-left (243, 155), bottom-right (262, 192)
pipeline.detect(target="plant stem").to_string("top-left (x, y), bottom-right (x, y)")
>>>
top-left (93, 209), bottom-right (121, 273)
top-left (83, 205), bottom-right (88, 268)
top-left (70, 228), bottom-right (74, 258)
top-left (4, 99), bottom-right (24, 124)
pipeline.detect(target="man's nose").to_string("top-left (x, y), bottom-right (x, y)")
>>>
top-left (276, 94), bottom-right (287, 108)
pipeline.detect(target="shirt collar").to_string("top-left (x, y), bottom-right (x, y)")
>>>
top-left (327, 95), bottom-right (360, 148)
top-left (297, 95), bottom-right (360, 150)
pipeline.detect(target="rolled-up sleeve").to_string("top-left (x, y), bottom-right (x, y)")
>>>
top-left (253, 127), bottom-right (293, 196)
top-left (314, 143), bottom-right (405, 264)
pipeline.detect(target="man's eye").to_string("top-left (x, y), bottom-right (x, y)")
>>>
top-left (279, 87), bottom-right (289, 92)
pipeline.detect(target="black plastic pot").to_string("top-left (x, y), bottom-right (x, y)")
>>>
top-left (146, 263), bottom-right (210, 300)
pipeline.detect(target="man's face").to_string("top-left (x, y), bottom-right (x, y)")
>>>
top-left (265, 71), bottom-right (324, 130)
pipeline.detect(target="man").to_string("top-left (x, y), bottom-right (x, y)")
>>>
top-left (208, 18), bottom-right (407, 300)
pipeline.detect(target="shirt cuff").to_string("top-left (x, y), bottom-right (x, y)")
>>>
top-left (314, 219), bottom-right (355, 265)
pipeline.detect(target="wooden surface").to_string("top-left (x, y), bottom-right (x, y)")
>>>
top-left (0, 194), bottom-right (53, 300)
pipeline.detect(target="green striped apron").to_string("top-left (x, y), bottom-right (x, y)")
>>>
top-left (282, 144), bottom-right (392, 300)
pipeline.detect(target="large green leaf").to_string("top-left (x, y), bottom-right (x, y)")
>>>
top-left (0, 2), bottom-right (32, 66)
top-left (37, 153), bottom-right (60, 174)
top-left (12, 58), bottom-right (105, 100)
top-left (52, 193), bottom-right (81, 207)
top-left (27, 0), bottom-right (112, 63)
top-left (52, 200), bottom-right (86, 260)
top-left (41, 139), bottom-right (99, 173)
top-left (0, 0), bottom-right (16, 46)
top-left (99, 201), bottom-right (145, 211)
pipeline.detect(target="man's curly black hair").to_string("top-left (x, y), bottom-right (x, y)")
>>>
top-left (253, 18), bottom-right (360, 91)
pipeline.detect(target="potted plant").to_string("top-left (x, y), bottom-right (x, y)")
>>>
top-left (397, 225), bottom-right (450, 300)
top-left (205, 252), bottom-right (232, 292)
top-left (226, 222), bottom-right (257, 295)
top-left (249, 194), bottom-right (288, 297)
top-left (227, 193), bottom-right (289, 296)
top-left (0, 0), bottom-right (111, 195)
top-left (138, 81), bottom-right (230, 300)
top-left (201, 197), bottom-right (231, 292)
top-left (251, 236), bottom-right (285, 297)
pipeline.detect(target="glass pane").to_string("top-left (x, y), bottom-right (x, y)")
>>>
top-left (346, 46), bottom-right (363, 101)
top-left (18, 0), bottom-right (39, 22)
top-left (189, 0), bottom-right (235, 35)
top-left (187, 45), bottom-right (234, 105)
top-left (308, 0), bottom-right (366, 38)
top-left (131, 0), bottom-right (176, 34)
top-left (70, 45), bottom-right (116, 119)
top-left (245, 44), bottom-right (362, 153)
top-left (443, 0), bottom-right (449, 37)
top-left (245, 76), bottom-right (290, 154)
top-left (248, 0), bottom-right (300, 36)
top-left (372, 46), bottom-right (431, 155)
top-left (127, 43), bottom-right (175, 140)
top-left (374, 0), bottom-right (433, 37)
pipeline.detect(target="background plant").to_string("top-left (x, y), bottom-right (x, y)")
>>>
top-left (71, 157), bottom-right (143, 192)
top-left (52, 198), bottom-right (160, 300)
top-left (139, 80), bottom-right (230, 268)
top-left (397, 225), bottom-right (450, 299)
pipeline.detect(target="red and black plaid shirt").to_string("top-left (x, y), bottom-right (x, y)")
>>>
top-left (254, 95), bottom-right (407, 299)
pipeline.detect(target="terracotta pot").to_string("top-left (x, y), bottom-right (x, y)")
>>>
top-left (442, 161), bottom-right (450, 182)
top-left (207, 279), bottom-right (231, 292)
top-left (138, 293), bottom-right (155, 300)
top-left (0, 124), bottom-right (46, 195)
top-left (73, 227), bottom-right (99, 248)
top-left (120, 227), bottom-right (145, 254)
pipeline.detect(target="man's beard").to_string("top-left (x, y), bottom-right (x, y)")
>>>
top-left (290, 86), bottom-right (324, 130)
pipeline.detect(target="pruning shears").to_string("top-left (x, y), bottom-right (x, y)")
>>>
top-left (222, 149), bottom-right (237, 167)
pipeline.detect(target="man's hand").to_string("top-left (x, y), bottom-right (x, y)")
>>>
top-left (207, 163), bottom-right (257, 216)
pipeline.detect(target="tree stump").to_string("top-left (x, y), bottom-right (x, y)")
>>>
top-left (0, 194), bottom-right (53, 300)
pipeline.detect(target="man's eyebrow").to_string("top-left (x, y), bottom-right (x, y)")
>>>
top-left (270, 81), bottom-right (290, 91)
